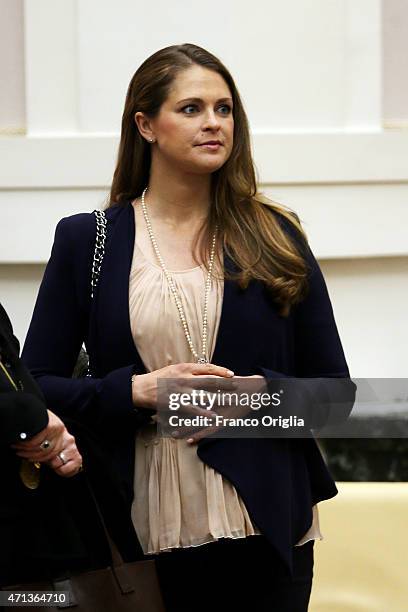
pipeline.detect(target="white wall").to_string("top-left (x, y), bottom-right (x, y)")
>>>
top-left (383, 0), bottom-right (408, 126)
top-left (0, 265), bottom-right (44, 347)
top-left (320, 257), bottom-right (408, 378)
top-left (0, 0), bottom-right (407, 378)
top-left (0, 0), bottom-right (25, 133)
top-left (22, 0), bottom-right (381, 134)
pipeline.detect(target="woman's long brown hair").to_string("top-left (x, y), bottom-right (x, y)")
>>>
top-left (109, 43), bottom-right (310, 316)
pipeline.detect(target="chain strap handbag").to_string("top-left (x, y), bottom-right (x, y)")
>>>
top-left (1, 210), bottom-right (166, 611)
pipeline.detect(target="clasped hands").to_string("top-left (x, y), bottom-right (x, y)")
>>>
top-left (131, 361), bottom-right (267, 445)
top-left (163, 374), bottom-right (267, 444)
top-left (11, 410), bottom-right (83, 477)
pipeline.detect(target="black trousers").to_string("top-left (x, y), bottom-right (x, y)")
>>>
top-left (154, 535), bottom-right (314, 612)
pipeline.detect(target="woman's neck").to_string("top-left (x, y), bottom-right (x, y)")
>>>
top-left (146, 166), bottom-right (212, 227)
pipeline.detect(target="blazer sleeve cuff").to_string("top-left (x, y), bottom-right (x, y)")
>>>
top-left (96, 365), bottom-right (154, 429)
top-left (96, 364), bottom-right (136, 418)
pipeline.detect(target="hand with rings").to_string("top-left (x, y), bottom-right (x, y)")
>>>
top-left (11, 409), bottom-right (66, 462)
top-left (47, 429), bottom-right (83, 477)
top-left (11, 409), bottom-right (83, 477)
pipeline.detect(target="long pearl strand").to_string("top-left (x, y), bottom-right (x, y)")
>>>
top-left (141, 187), bottom-right (218, 364)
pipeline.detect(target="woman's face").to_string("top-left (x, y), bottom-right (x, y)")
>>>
top-left (139, 65), bottom-right (234, 175)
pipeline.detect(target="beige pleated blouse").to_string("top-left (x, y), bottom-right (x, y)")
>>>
top-left (129, 242), bottom-right (322, 555)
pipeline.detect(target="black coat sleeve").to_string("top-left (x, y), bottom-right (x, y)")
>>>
top-left (0, 303), bottom-right (48, 445)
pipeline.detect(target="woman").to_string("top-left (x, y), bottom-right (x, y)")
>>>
top-left (23, 44), bottom-right (353, 611)
top-left (0, 302), bottom-right (100, 587)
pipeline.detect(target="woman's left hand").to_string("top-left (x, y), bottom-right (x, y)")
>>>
top-left (174, 375), bottom-right (267, 445)
top-left (45, 429), bottom-right (83, 477)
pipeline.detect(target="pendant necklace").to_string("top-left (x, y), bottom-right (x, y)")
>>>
top-left (141, 187), bottom-right (217, 364)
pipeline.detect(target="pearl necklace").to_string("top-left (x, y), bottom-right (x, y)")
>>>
top-left (141, 187), bottom-right (218, 364)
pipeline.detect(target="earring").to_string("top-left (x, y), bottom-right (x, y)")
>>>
top-left (148, 137), bottom-right (155, 143)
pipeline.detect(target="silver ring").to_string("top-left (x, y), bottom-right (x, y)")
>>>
top-left (40, 439), bottom-right (52, 451)
top-left (57, 452), bottom-right (67, 465)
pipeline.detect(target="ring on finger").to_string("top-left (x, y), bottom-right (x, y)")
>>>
top-left (57, 451), bottom-right (68, 466)
top-left (40, 439), bottom-right (52, 451)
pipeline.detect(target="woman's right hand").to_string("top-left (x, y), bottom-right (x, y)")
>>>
top-left (132, 362), bottom-right (235, 412)
top-left (12, 409), bottom-right (67, 462)
top-left (11, 409), bottom-right (83, 477)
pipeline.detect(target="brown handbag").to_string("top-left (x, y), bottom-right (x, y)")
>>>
top-left (2, 562), bottom-right (165, 611)
top-left (2, 489), bottom-right (165, 612)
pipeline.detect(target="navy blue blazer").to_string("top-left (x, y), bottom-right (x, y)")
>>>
top-left (22, 200), bottom-right (353, 577)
